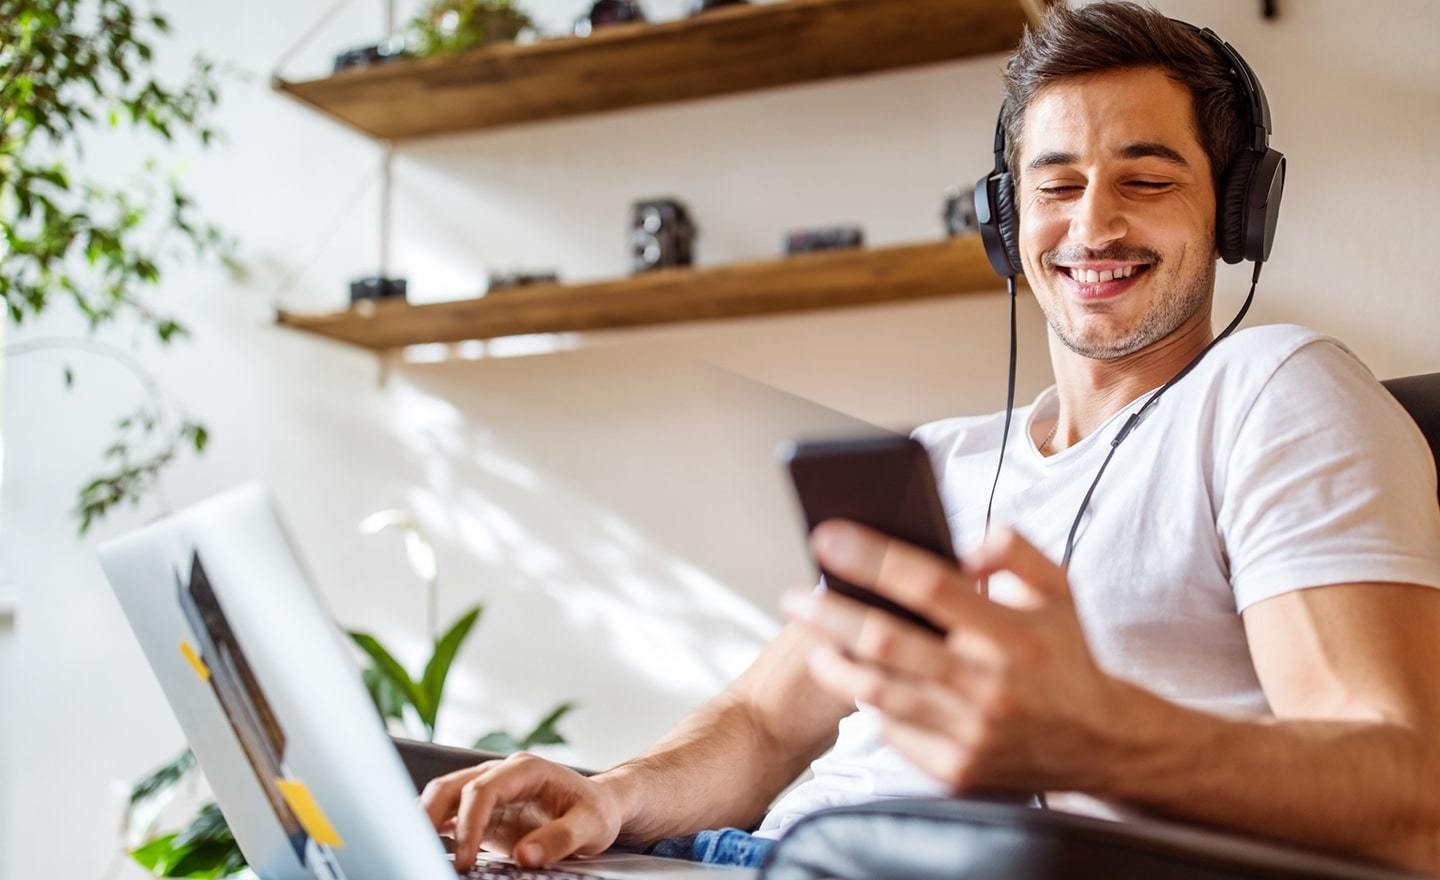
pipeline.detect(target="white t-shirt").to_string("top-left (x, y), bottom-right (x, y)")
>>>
top-left (755, 323), bottom-right (1440, 838)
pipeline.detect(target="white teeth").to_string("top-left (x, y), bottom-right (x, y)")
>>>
top-left (1066, 265), bottom-right (1143, 283)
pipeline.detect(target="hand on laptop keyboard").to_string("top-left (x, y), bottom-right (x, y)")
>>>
top-left (421, 754), bottom-right (624, 872)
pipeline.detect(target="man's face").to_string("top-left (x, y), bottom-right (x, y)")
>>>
top-left (1016, 66), bottom-right (1218, 360)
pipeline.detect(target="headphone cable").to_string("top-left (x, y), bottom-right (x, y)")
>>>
top-left (1061, 261), bottom-right (1264, 567)
top-left (980, 275), bottom-right (1020, 599)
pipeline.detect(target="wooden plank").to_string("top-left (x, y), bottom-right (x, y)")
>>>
top-left (276, 236), bottom-right (1006, 351)
top-left (274, 0), bottom-right (1028, 140)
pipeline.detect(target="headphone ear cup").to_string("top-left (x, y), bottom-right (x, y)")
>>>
top-left (994, 172), bottom-right (1022, 275)
top-left (1217, 150), bottom-right (1258, 264)
top-left (976, 173), bottom-right (1014, 278)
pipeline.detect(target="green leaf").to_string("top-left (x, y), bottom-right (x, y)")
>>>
top-left (182, 422), bottom-right (209, 453)
top-left (172, 802), bottom-right (234, 850)
top-left (348, 631), bottom-right (429, 724)
top-left (168, 839), bottom-right (246, 877)
top-left (63, 365), bottom-right (74, 388)
top-left (156, 318), bottom-right (188, 343)
top-left (519, 701), bottom-right (577, 750)
top-left (129, 749), bottom-right (196, 806)
top-left (361, 665), bottom-right (408, 722)
top-left (418, 605), bottom-right (483, 731)
top-left (130, 834), bottom-right (184, 873)
top-left (472, 731), bottom-right (522, 755)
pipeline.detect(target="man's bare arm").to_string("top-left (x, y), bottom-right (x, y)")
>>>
top-left (422, 619), bottom-right (853, 870)
top-left (600, 620), bottom-right (854, 845)
top-left (791, 523), bottom-right (1440, 876)
top-left (1098, 582), bottom-right (1440, 874)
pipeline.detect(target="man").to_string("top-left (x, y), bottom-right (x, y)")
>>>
top-left (423, 3), bottom-right (1440, 874)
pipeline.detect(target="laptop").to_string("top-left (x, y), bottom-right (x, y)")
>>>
top-left (97, 483), bottom-right (755, 879)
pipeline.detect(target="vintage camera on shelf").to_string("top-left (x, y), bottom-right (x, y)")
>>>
top-left (943, 185), bottom-right (979, 237)
top-left (348, 275), bottom-right (408, 307)
top-left (784, 225), bottom-right (865, 256)
top-left (333, 39), bottom-right (409, 74)
top-left (574, 0), bottom-right (646, 37)
top-left (629, 198), bottom-right (697, 274)
top-left (486, 270), bottom-right (560, 293)
top-left (688, 0), bottom-right (749, 15)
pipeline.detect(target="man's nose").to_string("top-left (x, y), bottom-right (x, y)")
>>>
top-left (1069, 184), bottom-right (1128, 249)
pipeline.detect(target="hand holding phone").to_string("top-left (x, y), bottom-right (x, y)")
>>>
top-left (779, 435), bottom-right (956, 637)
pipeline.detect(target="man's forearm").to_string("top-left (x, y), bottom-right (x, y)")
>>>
top-left (1100, 681), bottom-right (1440, 874)
top-left (595, 690), bottom-right (817, 846)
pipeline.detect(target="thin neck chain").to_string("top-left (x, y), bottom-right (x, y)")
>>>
top-left (1038, 421), bottom-right (1059, 455)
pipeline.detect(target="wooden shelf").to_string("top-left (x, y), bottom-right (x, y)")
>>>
top-left (273, 0), bottom-right (1034, 141)
top-left (276, 236), bottom-right (1005, 351)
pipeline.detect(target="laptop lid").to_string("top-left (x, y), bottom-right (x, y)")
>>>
top-left (97, 483), bottom-right (454, 880)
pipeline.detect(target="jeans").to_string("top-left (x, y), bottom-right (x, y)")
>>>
top-left (646, 827), bottom-right (774, 868)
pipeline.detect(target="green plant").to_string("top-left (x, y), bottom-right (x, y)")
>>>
top-left (349, 510), bottom-right (577, 746)
top-left (349, 605), bottom-right (578, 750)
top-left (129, 802), bottom-right (247, 879)
top-left (350, 604), bottom-right (483, 741)
top-left (407, 0), bottom-right (535, 57)
top-left (1, 0), bottom-right (237, 534)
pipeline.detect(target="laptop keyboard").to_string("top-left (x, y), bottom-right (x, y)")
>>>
top-left (461, 862), bottom-right (601, 879)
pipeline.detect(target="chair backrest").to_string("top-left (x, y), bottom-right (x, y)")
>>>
top-left (1381, 373), bottom-right (1440, 506)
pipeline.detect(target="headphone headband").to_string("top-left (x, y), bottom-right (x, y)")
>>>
top-left (1173, 21), bottom-right (1273, 152)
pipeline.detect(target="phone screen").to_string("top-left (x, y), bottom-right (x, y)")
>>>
top-left (780, 435), bottom-right (956, 636)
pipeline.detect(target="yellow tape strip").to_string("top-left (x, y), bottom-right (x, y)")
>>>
top-left (179, 640), bottom-right (210, 682)
top-left (275, 778), bottom-right (345, 849)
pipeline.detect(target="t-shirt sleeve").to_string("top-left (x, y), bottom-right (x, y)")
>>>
top-left (1217, 340), bottom-right (1440, 611)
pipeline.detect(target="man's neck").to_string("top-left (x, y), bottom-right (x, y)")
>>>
top-left (1045, 313), bottom-right (1213, 450)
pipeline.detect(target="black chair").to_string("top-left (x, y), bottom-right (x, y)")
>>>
top-left (1384, 373), bottom-right (1440, 504)
top-left (761, 373), bottom-right (1440, 879)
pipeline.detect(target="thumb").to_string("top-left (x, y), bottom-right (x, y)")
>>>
top-left (513, 808), bottom-right (599, 868)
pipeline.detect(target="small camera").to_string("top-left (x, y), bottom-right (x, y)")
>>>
top-left (333, 40), bottom-right (409, 74)
top-left (575, 0), bottom-right (646, 37)
top-left (348, 275), bottom-right (407, 305)
top-left (943, 186), bottom-right (979, 237)
top-left (784, 225), bottom-right (864, 256)
top-left (629, 198), bottom-right (697, 273)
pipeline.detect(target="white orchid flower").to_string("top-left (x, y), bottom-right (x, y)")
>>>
top-left (359, 507), bottom-right (440, 639)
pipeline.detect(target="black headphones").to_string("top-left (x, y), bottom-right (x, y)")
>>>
top-left (974, 20), bottom-right (1285, 571)
top-left (975, 21), bottom-right (1286, 278)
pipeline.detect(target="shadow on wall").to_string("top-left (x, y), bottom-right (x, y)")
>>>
top-left (373, 343), bottom-right (895, 763)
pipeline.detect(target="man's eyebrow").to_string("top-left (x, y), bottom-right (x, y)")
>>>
top-left (1026, 150), bottom-right (1078, 171)
top-left (1118, 141), bottom-right (1190, 166)
top-left (1025, 142), bottom-right (1191, 171)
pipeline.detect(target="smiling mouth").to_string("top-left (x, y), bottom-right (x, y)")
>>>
top-left (1054, 263), bottom-right (1153, 299)
top-left (1059, 264), bottom-right (1150, 283)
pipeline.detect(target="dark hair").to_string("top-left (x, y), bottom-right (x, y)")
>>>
top-left (1001, 2), bottom-right (1248, 193)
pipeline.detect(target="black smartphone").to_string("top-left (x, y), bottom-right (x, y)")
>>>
top-left (779, 434), bottom-right (956, 637)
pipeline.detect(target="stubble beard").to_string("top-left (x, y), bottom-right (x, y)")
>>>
top-left (1041, 249), bottom-right (1216, 361)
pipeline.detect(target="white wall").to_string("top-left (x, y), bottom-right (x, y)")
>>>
top-left (0, 589), bottom-right (14, 873)
top-left (2, 0), bottom-right (1439, 877)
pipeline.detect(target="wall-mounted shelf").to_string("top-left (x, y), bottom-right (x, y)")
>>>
top-left (276, 236), bottom-right (1006, 351)
top-left (273, 0), bottom-right (1034, 141)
